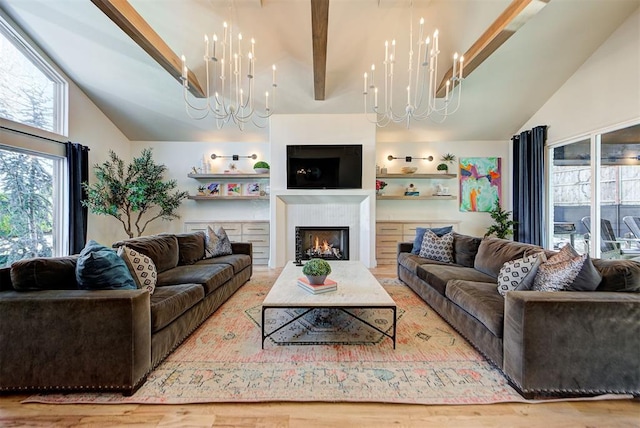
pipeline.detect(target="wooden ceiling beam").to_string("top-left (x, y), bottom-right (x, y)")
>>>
top-left (311, 0), bottom-right (329, 100)
top-left (435, 0), bottom-right (550, 98)
top-left (92, 0), bottom-right (206, 98)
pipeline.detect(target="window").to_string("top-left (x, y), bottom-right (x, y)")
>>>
top-left (548, 123), bottom-right (640, 259)
top-left (0, 146), bottom-right (65, 268)
top-left (0, 14), bottom-right (67, 135)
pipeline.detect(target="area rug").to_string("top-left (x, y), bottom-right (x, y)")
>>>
top-left (23, 273), bottom-right (628, 405)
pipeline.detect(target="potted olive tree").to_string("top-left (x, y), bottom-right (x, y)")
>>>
top-left (302, 258), bottom-right (332, 284)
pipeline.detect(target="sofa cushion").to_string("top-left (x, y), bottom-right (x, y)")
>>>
top-left (474, 237), bottom-right (543, 278)
top-left (113, 234), bottom-right (179, 274)
top-left (150, 283), bottom-right (204, 332)
top-left (196, 254), bottom-right (251, 274)
top-left (175, 232), bottom-right (205, 265)
top-left (541, 245), bottom-right (602, 292)
top-left (118, 245), bottom-right (157, 295)
top-left (10, 256), bottom-right (79, 291)
top-left (446, 280), bottom-right (505, 338)
top-left (533, 253), bottom-right (587, 292)
top-left (497, 252), bottom-right (546, 296)
top-left (411, 226), bottom-right (453, 254)
top-left (453, 233), bottom-right (482, 268)
top-left (593, 258), bottom-right (640, 292)
top-left (417, 264), bottom-right (496, 296)
top-left (419, 231), bottom-right (454, 263)
top-left (398, 253), bottom-right (456, 275)
top-left (9, 255), bottom-right (78, 291)
top-left (156, 264), bottom-right (234, 295)
top-left (75, 240), bottom-right (136, 290)
top-left (205, 226), bottom-right (233, 258)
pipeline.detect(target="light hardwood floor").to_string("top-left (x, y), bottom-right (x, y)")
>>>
top-left (0, 266), bottom-right (638, 428)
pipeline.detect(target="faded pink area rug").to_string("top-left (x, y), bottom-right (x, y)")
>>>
top-left (25, 273), bottom-right (619, 405)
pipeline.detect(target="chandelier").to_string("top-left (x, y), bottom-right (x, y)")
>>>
top-left (180, 19), bottom-right (277, 130)
top-left (363, 2), bottom-right (464, 128)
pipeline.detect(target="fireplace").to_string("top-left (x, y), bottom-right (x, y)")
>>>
top-left (295, 226), bottom-right (349, 261)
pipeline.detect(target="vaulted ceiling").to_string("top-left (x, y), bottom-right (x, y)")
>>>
top-left (0, 0), bottom-right (638, 143)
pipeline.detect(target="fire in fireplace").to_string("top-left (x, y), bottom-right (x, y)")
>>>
top-left (295, 226), bottom-right (349, 261)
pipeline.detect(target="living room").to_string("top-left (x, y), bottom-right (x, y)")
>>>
top-left (0, 0), bottom-right (639, 426)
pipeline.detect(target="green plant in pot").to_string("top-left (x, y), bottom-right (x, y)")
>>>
top-left (253, 161), bottom-right (270, 174)
top-left (302, 258), bottom-right (332, 285)
top-left (436, 163), bottom-right (449, 173)
top-left (484, 202), bottom-right (516, 239)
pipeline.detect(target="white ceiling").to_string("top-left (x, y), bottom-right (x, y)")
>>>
top-left (0, 0), bottom-right (638, 143)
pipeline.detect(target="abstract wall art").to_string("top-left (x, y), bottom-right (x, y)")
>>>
top-left (459, 157), bottom-right (502, 212)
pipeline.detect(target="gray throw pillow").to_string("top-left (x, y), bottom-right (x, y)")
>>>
top-left (205, 226), bottom-right (233, 258)
top-left (411, 226), bottom-right (454, 254)
top-left (419, 230), bottom-right (454, 263)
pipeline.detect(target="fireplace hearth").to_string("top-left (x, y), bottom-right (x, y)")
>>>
top-left (295, 226), bottom-right (349, 261)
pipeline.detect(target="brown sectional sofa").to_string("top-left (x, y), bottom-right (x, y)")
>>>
top-left (397, 233), bottom-right (640, 398)
top-left (0, 231), bottom-right (252, 395)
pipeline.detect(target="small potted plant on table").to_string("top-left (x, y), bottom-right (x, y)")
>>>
top-left (302, 258), bottom-right (332, 285)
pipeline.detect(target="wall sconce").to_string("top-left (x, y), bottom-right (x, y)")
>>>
top-left (387, 155), bottom-right (434, 162)
top-left (210, 153), bottom-right (258, 161)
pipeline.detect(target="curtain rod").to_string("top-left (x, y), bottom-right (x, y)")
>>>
top-left (1, 125), bottom-right (68, 145)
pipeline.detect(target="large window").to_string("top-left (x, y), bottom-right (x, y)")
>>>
top-left (0, 14), bottom-right (67, 135)
top-left (0, 14), bottom-right (69, 267)
top-left (548, 123), bottom-right (640, 259)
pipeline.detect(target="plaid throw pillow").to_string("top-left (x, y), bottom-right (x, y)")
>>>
top-left (419, 230), bottom-right (454, 263)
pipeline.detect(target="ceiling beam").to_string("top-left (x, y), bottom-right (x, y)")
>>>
top-left (91, 0), bottom-right (206, 98)
top-left (435, 0), bottom-right (550, 98)
top-left (311, 0), bottom-right (329, 100)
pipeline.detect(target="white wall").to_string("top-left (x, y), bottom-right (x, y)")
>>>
top-left (376, 140), bottom-right (510, 237)
top-left (520, 8), bottom-right (640, 143)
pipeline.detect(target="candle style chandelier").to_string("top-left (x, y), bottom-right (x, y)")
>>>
top-left (181, 11), bottom-right (277, 130)
top-left (363, 1), bottom-right (464, 128)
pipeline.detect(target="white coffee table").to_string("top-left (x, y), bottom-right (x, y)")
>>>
top-left (261, 261), bottom-right (397, 348)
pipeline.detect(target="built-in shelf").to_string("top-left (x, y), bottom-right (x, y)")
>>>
top-left (188, 195), bottom-right (269, 200)
top-left (376, 173), bottom-right (456, 179)
top-left (188, 173), bottom-right (270, 179)
top-left (376, 195), bottom-right (457, 200)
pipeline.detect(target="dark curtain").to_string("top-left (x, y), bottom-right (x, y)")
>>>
top-left (512, 125), bottom-right (547, 246)
top-left (66, 142), bottom-right (90, 254)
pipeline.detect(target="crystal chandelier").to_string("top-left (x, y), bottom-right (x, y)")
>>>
top-left (181, 19), bottom-right (277, 130)
top-left (363, 2), bottom-right (464, 128)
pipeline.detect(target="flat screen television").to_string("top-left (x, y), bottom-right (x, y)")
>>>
top-left (287, 144), bottom-right (363, 189)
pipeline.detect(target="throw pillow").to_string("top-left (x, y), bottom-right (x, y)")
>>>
top-left (118, 245), bottom-right (157, 294)
top-left (205, 226), bottom-right (233, 258)
top-left (75, 240), bottom-right (136, 290)
top-left (411, 226), bottom-right (454, 254)
top-left (543, 244), bottom-right (602, 291)
top-left (497, 252), bottom-right (546, 297)
top-left (419, 230), bottom-right (454, 263)
top-left (532, 253), bottom-right (587, 292)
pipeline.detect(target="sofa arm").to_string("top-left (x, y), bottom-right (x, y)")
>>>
top-left (232, 242), bottom-right (252, 258)
top-left (398, 242), bottom-right (413, 254)
top-left (0, 289), bottom-right (151, 394)
top-left (503, 291), bottom-right (640, 396)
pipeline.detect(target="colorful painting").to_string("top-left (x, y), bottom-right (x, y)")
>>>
top-left (459, 157), bottom-right (502, 212)
top-left (207, 182), bottom-right (220, 196)
top-left (227, 183), bottom-right (241, 196)
top-left (244, 182), bottom-right (260, 196)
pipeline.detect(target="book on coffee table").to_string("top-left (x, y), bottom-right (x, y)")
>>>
top-left (297, 277), bottom-right (338, 294)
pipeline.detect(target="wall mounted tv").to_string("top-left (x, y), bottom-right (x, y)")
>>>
top-left (287, 144), bottom-right (363, 189)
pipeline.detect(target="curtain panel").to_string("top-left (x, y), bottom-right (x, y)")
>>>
top-left (512, 125), bottom-right (547, 246)
top-left (66, 142), bottom-right (90, 254)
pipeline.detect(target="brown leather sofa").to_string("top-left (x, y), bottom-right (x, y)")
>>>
top-left (0, 231), bottom-right (252, 395)
top-left (397, 233), bottom-right (640, 398)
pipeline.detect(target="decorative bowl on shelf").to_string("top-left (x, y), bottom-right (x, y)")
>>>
top-left (254, 168), bottom-right (269, 174)
top-left (401, 167), bottom-right (418, 174)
